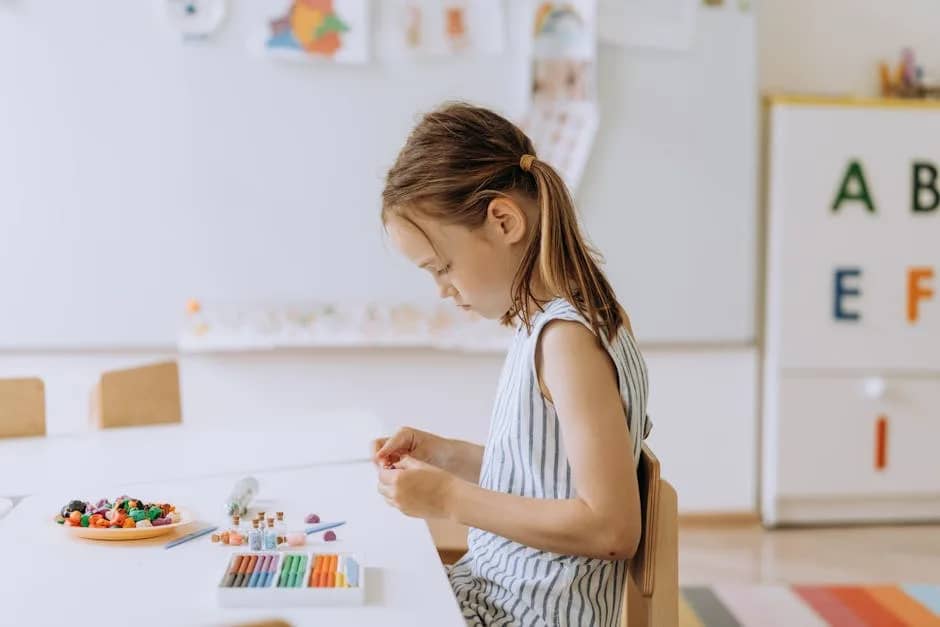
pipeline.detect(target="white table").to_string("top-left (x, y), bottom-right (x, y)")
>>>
top-left (0, 416), bottom-right (381, 497)
top-left (0, 463), bottom-right (465, 627)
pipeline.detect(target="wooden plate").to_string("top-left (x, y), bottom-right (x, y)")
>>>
top-left (61, 508), bottom-right (193, 541)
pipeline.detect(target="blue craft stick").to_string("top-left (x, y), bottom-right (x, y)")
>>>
top-left (164, 525), bottom-right (218, 549)
top-left (304, 520), bottom-right (346, 535)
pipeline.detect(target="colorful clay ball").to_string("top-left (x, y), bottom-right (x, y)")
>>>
top-left (147, 506), bottom-right (162, 521)
top-left (323, 530), bottom-right (337, 542)
top-left (61, 500), bottom-right (87, 518)
top-left (305, 513), bottom-right (320, 524)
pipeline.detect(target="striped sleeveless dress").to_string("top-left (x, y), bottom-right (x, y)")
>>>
top-left (448, 298), bottom-right (651, 627)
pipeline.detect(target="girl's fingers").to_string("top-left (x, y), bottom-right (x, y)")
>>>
top-left (377, 467), bottom-right (399, 485)
top-left (376, 429), bottom-right (416, 460)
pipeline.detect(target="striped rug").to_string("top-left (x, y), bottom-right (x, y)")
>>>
top-left (680, 585), bottom-right (940, 626)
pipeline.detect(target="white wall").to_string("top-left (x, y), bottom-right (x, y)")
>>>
top-left (0, 1), bottom-right (765, 514)
top-left (759, 0), bottom-right (940, 95)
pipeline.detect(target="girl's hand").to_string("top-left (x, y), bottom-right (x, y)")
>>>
top-left (373, 427), bottom-right (449, 469)
top-left (377, 456), bottom-right (459, 520)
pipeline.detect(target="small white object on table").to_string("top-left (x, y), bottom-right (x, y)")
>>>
top-left (0, 463), bottom-right (464, 626)
top-left (0, 414), bottom-right (380, 498)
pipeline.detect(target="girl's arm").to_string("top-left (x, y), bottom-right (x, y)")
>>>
top-left (450, 320), bottom-right (641, 560)
top-left (439, 438), bottom-right (485, 484)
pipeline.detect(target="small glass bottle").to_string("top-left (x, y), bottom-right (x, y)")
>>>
top-left (276, 511), bottom-right (285, 533)
top-left (248, 519), bottom-right (262, 551)
top-left (263, 517), bottom-right (277, 550)
top-left (230, 515), bottom-right (244, 546)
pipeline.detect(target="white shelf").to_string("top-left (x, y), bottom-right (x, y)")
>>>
top-left (177, 303), bottom-right (513, 354)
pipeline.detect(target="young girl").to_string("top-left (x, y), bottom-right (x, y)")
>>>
top-left (375, 103), bottom-right (650, 627)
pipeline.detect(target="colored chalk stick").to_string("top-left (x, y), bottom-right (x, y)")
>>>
top-left (249, 554), bottom-right (268, 588)
top-left (278, 555), bottom-right (293, 587)
top-left (223, 555), bottom-right (243, 588)
top-left (233, 554), bottom-right (253, 587)
top-left (291, 554), bottom-right (307, 588)
top-left (241, 555), bottom-right (257, 588)
top-left (264, 555), bottom-right (278, 587)
top-left (290, 554), bottom-right (301, 587)
top-left (337, 572), bottom-right (347, 588)
top-left (247, 555), bottom-right (261, 588)
top-left (287, 555), bottom-right (299, 587)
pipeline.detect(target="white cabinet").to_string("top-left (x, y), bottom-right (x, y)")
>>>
top-left (762, 96), bottom-right (940, 525)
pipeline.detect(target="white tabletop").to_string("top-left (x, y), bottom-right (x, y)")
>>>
top-left (0, 415), bottom-right (381, 497)
top-left (0, 463), bottom-right (464, 627)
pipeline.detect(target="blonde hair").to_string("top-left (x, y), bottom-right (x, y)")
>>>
top-left (382, 102), bottom-right (623, 342)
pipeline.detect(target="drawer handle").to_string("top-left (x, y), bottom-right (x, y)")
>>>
top-left (875, 415), bottom-right (888, 471)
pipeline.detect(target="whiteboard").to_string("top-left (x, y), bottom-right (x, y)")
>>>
top-left (0, 1), bottom-right (756, 348)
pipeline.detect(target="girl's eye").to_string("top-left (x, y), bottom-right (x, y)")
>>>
top-left (436, 264), bottom-right (452, 276)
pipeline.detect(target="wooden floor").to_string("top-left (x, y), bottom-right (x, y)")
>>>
top-left (680, 524), bottom-right (940, 584)
top-left (430, 519), bottom-right (940, 584)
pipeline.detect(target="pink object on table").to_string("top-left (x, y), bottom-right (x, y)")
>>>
top-left (304, 513), bottom-right (320, 524)
top-left (286, 532), bottom-right (306, 547)
top-left (324, 530), bottom-right (337, 542)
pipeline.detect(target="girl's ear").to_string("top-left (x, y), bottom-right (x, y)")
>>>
top-left (485, 197), bottom-right (528, 245)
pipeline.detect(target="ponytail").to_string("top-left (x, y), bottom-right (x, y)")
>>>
top-left (505, 155), bottom-right (624, 343)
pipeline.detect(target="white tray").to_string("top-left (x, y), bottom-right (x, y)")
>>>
top-left (217, 551), bottom-right (365, 608)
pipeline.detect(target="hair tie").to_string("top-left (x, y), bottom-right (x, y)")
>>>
top-left (519, 154), bottom-right (536, 172)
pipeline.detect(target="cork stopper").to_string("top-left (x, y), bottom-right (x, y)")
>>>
top-left (276, 512), bottom-right (284, 521)
top-left (233, 515), bottom-right (240, 525)
top-left (252, 519), bottom-right (259, 528)
top-left (258, 511), bottom-right (266, 519)
top-left (267, 517), bottom-right (274, 526)
top-left (211, 533), bottom-right (220, 543)
top-left (276, 535), bottom-right (286, 545)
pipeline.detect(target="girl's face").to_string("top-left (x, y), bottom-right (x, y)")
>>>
top-left (386, 198), bottom-right (530, 320)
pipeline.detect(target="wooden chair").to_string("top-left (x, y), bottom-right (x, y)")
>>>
top-left (89, 361), bottom-right (182, 429)
top-left (0, 377), bottom-right (46, 438)
top-left (624, 445), bottom-right (679, 627)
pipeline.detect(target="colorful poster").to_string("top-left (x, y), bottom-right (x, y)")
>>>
top-left (263, 0), bottom-right (370, 64)
top-left (520, 1), bottom-right (599, 192)
top-left (377, 0), bottom-right (505, 59)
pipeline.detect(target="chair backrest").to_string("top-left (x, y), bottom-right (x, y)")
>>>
top-left (90, 361), bottom-right (181, 429)
top-left (624, 445), bottom-right (679, 627)
top-left (629, 444), bottom-right (662, 595)
top-left (0, 377), bottom-right (46, 438)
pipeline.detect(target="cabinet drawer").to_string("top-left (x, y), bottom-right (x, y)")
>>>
top-left (776, 375), bottom-right (940, 498)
